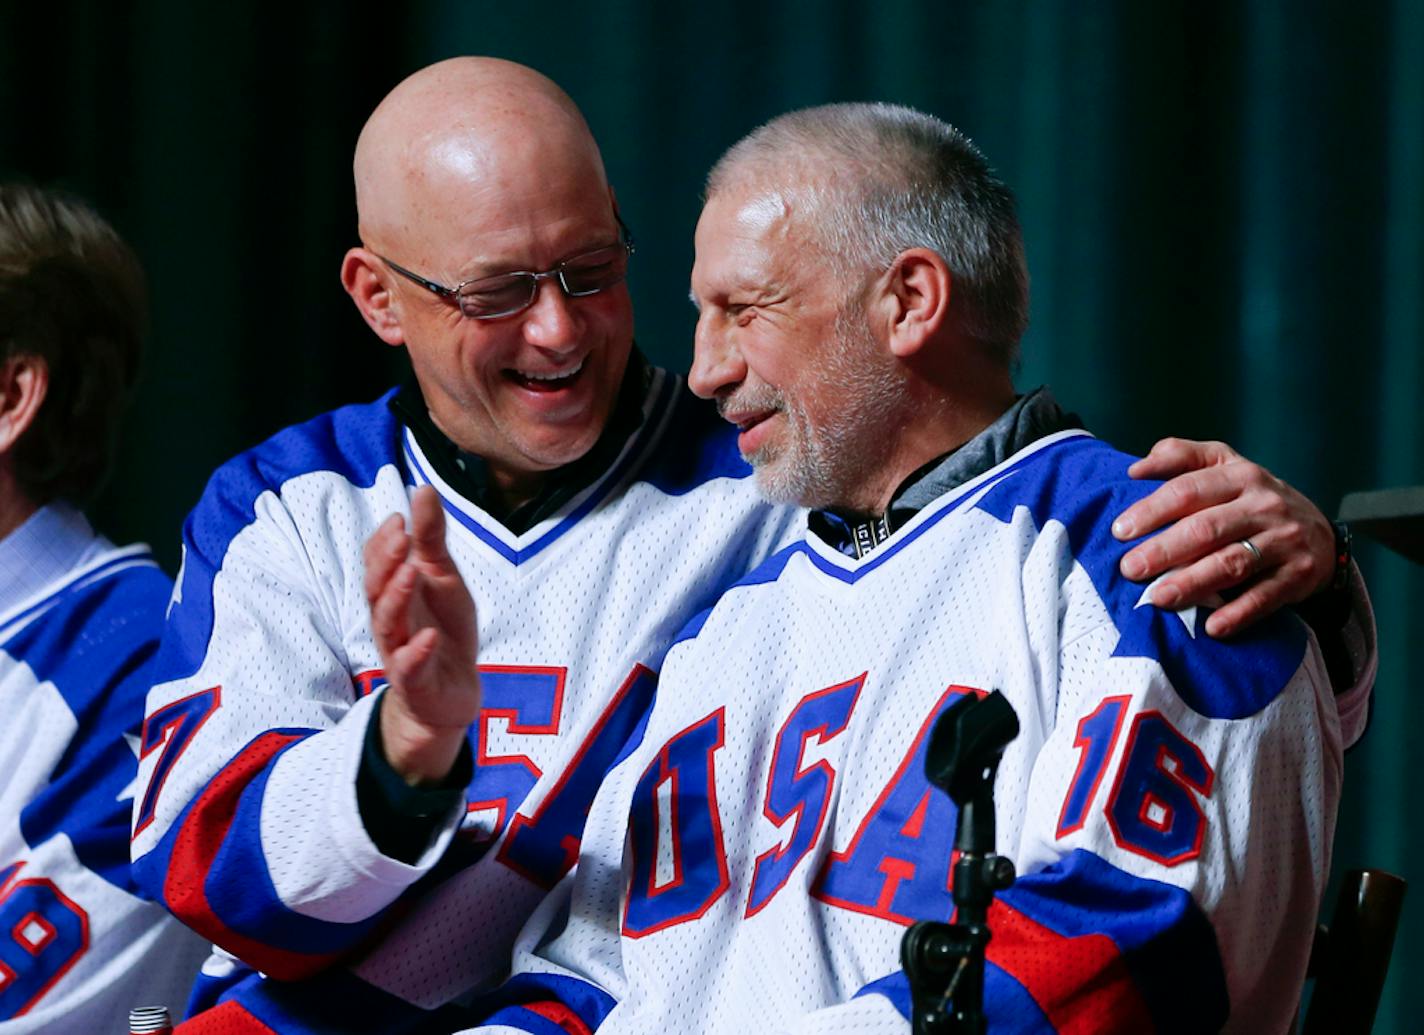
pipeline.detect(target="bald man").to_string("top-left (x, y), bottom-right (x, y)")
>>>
top-left (129, 59), bottom-right (1367, 1033)
top-left (130, 58), bottom-right (800, 1032)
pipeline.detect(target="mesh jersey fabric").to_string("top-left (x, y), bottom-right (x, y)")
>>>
top-left (130, 369), bottom-right (803, 1029)
top-left (473, 430), bottom-right (1340, 1035)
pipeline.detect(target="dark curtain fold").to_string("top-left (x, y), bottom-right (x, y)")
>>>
top-left (2, 2), bottom-right (1420, 1028)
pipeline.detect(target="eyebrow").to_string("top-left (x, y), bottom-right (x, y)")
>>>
top-left (458, 233), bottom-right (626, 284)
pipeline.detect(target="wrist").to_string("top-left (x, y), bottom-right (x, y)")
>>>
top-left (377, 692), bottom-right (470, 787)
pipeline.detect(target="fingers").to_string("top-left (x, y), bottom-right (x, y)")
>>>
top-left (1147, 534), bottom-right (1325, 638)
top-left (363, 487), bottom-right (452, 609)
top-left (1202, 575), bottom-right (1294, 638)
top-left (1118, 491), bottom-right (1275, 581)
top-left (378, 630), bottom-right (473, 785)
top-left (1139, 495), bottom-right (1325, 600)
top-left (1126, 438), bottom-right (1240, 480)
top-left (369, 562), bottom-right (417, 656)
top-left (363, 513), bottom-right (408, 606)
top-left (1119, 438), bottom-right (1336, 637)
top-left (1114, 465), bottom-right (1256, 544)
top-left (409, 486), bottom-right (452, 567)
top-left (1144, 531), bottom-right (1281, 607)
top-left (388, 626), bottom-right (440, 687)
top-left (1122, 475), bottom-right (1330, 596)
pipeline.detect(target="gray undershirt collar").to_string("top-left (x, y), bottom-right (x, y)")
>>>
top-left (811, 386), bottom-right (1082, 559)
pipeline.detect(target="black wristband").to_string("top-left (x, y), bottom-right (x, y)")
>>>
top-left (1329, 521), bottom-right (1352, 594)
top-left (356, 693), bottom-right (473, 864)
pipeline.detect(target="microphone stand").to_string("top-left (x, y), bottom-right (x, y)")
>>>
top-left (901, 690), bottom-right (1020, 1035)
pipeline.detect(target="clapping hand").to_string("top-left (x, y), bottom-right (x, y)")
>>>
top-left (364, 485), bottom-right (480, 784)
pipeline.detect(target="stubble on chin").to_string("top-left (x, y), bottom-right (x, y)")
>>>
top-left (748, 310), bottom-right (905, 510)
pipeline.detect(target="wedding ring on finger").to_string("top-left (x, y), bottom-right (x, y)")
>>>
top-left (1238, 539), bottom-right (1263, 571)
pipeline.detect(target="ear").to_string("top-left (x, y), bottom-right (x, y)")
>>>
top-left (877, 248), bottom-right (952, 360)
top-left (342, 247), bottom-right (405, 347)
top-left (0, 353), bottom-right (49, 456)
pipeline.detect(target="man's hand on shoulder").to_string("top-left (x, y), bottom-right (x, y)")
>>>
top-left (364, 485), bottom-right (481, 785)
top-left (1112, 437), bottom-right (1335, 638)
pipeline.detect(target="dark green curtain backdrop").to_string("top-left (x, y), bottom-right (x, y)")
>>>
top-left (3, 2), bottom-right (1421, 1027)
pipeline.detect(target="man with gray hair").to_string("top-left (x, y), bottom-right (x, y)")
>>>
top-left (456, 104), bottom-right (1352, 1034)
top-left (137, 60), bottom-right (1363, 1034)
top-left (0, 183), bottom-right (206, 1032)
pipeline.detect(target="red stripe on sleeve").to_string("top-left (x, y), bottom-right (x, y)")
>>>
top-left (162, 731), bottom-right (347, 980)
top-left (985, 898), bottom-right (1155, 1034)
top-left (524, 1000), bottom-right (596, 1035)
top-left (175, 1000), bottom-right (279, 1034)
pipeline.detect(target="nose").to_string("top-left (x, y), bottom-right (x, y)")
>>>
top-left (688, 310), bottom-right (745, 399)
top-left (522, 276), bottom-right (581, 352)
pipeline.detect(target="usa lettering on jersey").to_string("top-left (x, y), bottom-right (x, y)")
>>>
top-left (493, 430), bottom-right (1339, 1035)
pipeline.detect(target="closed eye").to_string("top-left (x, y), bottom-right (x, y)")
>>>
top-left (725, 303), bottom-right (759, 326)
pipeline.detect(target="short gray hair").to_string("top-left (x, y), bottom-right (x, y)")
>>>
top-left (705, 103), bottom-right (1028, 364)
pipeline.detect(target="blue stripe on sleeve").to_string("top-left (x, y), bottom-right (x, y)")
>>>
top-left (997, 849), bottom-right (1228, 1032)
top-left (156, 392), bottom-right (405, 687)
top-left (468, 972), bottom-right (617, 1032)
top-left (982, 963), bottom-right (1060, 1033)
top-left (472, 1008), bottom-right (583, 1035)
top-left (206, 966), bottom-right (464, 1034)
top-left (200, 740), bottom-right (387, 955)
top-left (858, 852), bottom-right (1225, 1033)
top-left (974, 437), bottom-right (1307, 719)
top-left (855, 964), bottom-right (1055, 1032)
top-left (10, 562), bottom-right (170, 893)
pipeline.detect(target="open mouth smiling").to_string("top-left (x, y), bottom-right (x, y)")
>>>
top-left (719, 406), bottom-right (781, 456)
top-left (720, 405), bottom-right (776, 433)
top-left (506, 357), bottom-right (586, 392)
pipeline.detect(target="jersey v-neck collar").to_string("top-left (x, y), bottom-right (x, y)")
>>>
top-left (389, 351), bottom-right (651, 535)
top-left (402, 368), bottom-right (681, 566)
top-left (797, 429), bottom-right (1095, 585)
top-left (808, 387), bottom-right (1081, 560)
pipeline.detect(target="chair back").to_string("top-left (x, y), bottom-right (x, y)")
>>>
top-left (1301, 868), bottom-right (1407, 1034)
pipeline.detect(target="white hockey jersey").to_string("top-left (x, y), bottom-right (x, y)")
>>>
top-left (129, 371), bottom-right (801, 1030)
top-left (471, 430), bottom-right (1342, 1035)
top-left (0, 506), bottom-right (207, 1034)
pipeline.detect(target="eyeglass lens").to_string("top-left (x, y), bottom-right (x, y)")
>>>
top-left (456, 244), bottom-right (630, 318)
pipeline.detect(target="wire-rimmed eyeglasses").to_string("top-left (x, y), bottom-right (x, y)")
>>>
top-left (378, 215), bottom-right (635, 321)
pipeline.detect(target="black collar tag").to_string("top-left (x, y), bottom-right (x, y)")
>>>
top-left (849, 514), bottom-right (892, 559)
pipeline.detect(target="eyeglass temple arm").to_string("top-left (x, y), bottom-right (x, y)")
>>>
top-left (616, 212), bottom-right (636, 254)
top-left (379, 255), bottom-right (459, 299)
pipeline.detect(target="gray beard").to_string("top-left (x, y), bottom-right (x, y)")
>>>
top-left (743, 303), bottom-right (905, 510)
